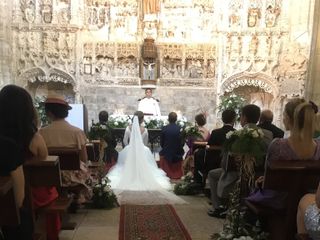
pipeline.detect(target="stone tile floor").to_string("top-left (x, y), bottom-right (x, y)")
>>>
top-left (52, 194), bottom-right (224, 240)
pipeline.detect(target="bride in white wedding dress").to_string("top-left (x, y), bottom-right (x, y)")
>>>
top-left (107, 115), bottom-right (184, 205)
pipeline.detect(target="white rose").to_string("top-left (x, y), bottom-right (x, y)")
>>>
top-left (101, 125), bottom-right (107, 129)
top-left (252, 131), bottom-right (259, 138)
top-left (226, 131), bottom-right (234, 139)
top-left (114, 122), bottom-right (118, 126)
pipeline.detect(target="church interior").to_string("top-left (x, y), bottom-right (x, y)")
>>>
top-left (1, 0), bottom-right (320, 239)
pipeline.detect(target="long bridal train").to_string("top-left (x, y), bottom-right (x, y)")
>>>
top-left (107, 116), bottom-right (185, 205)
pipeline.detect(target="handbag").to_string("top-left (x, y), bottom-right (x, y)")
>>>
top-left (245, 188), bottom-right (288, 210)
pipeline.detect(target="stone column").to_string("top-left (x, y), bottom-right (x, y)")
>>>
top-left (0, 0), bottom-right (13, 87)
top-left (306, 0), bottom-right (320, 102)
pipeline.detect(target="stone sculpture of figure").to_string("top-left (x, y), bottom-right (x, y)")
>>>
top-left (249, 35), bottom-right (259, 55)
top-left (143, 61), bottom-right (156, 80)
top-left (229, 9), bottom-right (240, 27)
top-left (143, 0), bottom-right (160, 15)
top-left (265, 5), bottom-right (280, 28)
top-left (247, 7), bottom-right (261, 27)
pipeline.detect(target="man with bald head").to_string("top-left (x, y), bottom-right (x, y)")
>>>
top-left (258, 109), bottom-right (284, 139)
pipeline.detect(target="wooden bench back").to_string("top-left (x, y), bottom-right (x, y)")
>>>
top-left (24, 156), bottom-right (61, 188)
top-left (48, 148), bottom-right (81, 170)
top-left (0, 176), bottom-right (20, 226)
top-left (262, 160), bottom-right (320, 240)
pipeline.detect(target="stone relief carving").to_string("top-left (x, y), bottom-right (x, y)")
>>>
top-left (20, 0), bottom-right (36, 23)
top-left (40, 0), bottom-right (53, 24)
top-left (10, 0), bottom-right (310, 108)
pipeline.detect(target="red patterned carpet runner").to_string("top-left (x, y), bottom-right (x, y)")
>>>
top-left (119, 204), bottom-right (192, 240)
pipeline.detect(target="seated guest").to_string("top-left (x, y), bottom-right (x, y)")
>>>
top-left (159, 112), bottom-right (184, 179)
top-left (195, 113), bottom-right (210, 141)
top-left (267, 99), bottom-right (320, 164)
top-left (297, 182), bottom-right (320, 239)
top-left (0, 85), bottom-right (59, 240)
top-left (194, 109), bottom-right (236, 186)
top-left (183, 113), bottom-right (210, 174)
top-left (258, 109), bottom-right (284, 139)
top-left (208, 104), bottom-right (272, 218)
top-left (40, 95), bottom-right (92, 204)
top-left (123, 111), bottom-right (148, 146)
top-left (97, 110), bottom-right (118, 163)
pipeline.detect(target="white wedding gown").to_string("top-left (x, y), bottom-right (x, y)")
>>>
top-left (107, 116), bottom-right (184, 205)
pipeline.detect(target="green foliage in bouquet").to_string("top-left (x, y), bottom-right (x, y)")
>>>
top-left (144, 118), bottom-right (164, 129)
top-left (180, 123), bottom-right (202, 144)
top-left (218, 94), bottom-right (247, 117)
top-left (34, 96), bottom-right (49, 127)
top-left (211, 181), bottom-right (268, 240)
top-left (223, 128), bottom-right (266, 163)
top-left (91, 164), bottom-right (117, 209)
top-left (88, 122), bottom-right (112, 141)
top-left (173, 173), bottom-right (197, 195)
top-left (92, 177), bottom-right (117, 209)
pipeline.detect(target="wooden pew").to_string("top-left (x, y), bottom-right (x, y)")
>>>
top-left (24, 156), bottom-right (73, 214)
top-left (245, 160), bottom-right (320, 240)
top-left (47, 148), bottom-right (81, 171)
top-left (0, 176), bottom-right (20, 226)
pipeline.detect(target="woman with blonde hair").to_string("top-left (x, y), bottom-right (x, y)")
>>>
top-left (266, 98), bottom-right (320, 163)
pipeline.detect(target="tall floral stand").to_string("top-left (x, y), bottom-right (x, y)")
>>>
top-left (212, 153), bottom-right (268, 240)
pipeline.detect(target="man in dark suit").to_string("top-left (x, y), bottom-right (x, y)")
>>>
top-left (159, 112), bottom-right (184, 179)
top-left (193, 109), bottom-right (236, 185)
top-left (258, 109), bottom-right (284, 139)
top-left (98, 110), bottom-right (118, 163)
top-left (208, 105), bottom-right (273, 218)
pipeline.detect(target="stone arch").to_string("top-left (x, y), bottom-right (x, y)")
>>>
top-left (220, 72), bottom-right (280, 118)
top-left (17, 67), bottom-right (75, 88)
top-left (220, 72), bottom-right (279, 97)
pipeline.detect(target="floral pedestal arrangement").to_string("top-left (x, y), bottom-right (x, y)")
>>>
top-left (92, 177), bottom-right (117, 209)
top-left (91, 164), bottom-right (118, 209)
top-left (212, 128), bottom-right (268, 240)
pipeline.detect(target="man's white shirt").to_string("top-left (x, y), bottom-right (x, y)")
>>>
top-left (138, 97), bottom-right (161, 116)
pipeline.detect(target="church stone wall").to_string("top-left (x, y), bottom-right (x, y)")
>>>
top-left (0, 0), bottom-right (316, 126)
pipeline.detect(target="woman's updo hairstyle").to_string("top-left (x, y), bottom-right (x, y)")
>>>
top-left (285, 98), bottom-right (318, 140)
top-left (195, 113), bottom-right (206, 127)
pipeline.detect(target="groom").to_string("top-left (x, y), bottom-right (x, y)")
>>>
top-left (159, 112), bottom-right (184, 179)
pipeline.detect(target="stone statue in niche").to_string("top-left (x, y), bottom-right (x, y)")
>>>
top-left (41, 4), bottom-right (53, 23)
top-left (249, 35), bottom-right (259, 55)
top-left (143, 60), bottom-right (156, 80)
top-left (21, 0), bottom-right (36, 23)
top-left (229, 9), bottom-right (241, 27)
top-left (207, 59), bottom-right (215, 78)
top-left (247, 7), bottom-right (261, 27)
top-left (265, 5), bottom-right (280, 28)
top-left (144, 21), bottom-right (157, 39)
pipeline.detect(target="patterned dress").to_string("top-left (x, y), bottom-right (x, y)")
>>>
top-left (40, 120), bottom-right (92, 202)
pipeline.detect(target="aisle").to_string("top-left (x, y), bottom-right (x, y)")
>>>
top-left (57, 195), bottom-right (223, 240)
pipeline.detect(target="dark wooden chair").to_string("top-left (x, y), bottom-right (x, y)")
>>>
top-left (0, 176), bottom-right (20, 226)
top-left (245, 160), bottom-right (320, 240)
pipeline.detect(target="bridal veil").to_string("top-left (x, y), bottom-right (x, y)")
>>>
top-left (107, 116), bottom-right (185, 205)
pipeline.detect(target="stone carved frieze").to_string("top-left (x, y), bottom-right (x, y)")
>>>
top-left (160, 78), bottom-right (214, 88)
top-left (221, 72), bottom-right (278, 95)
top-left (117, 43), bottom-right (139, 58)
